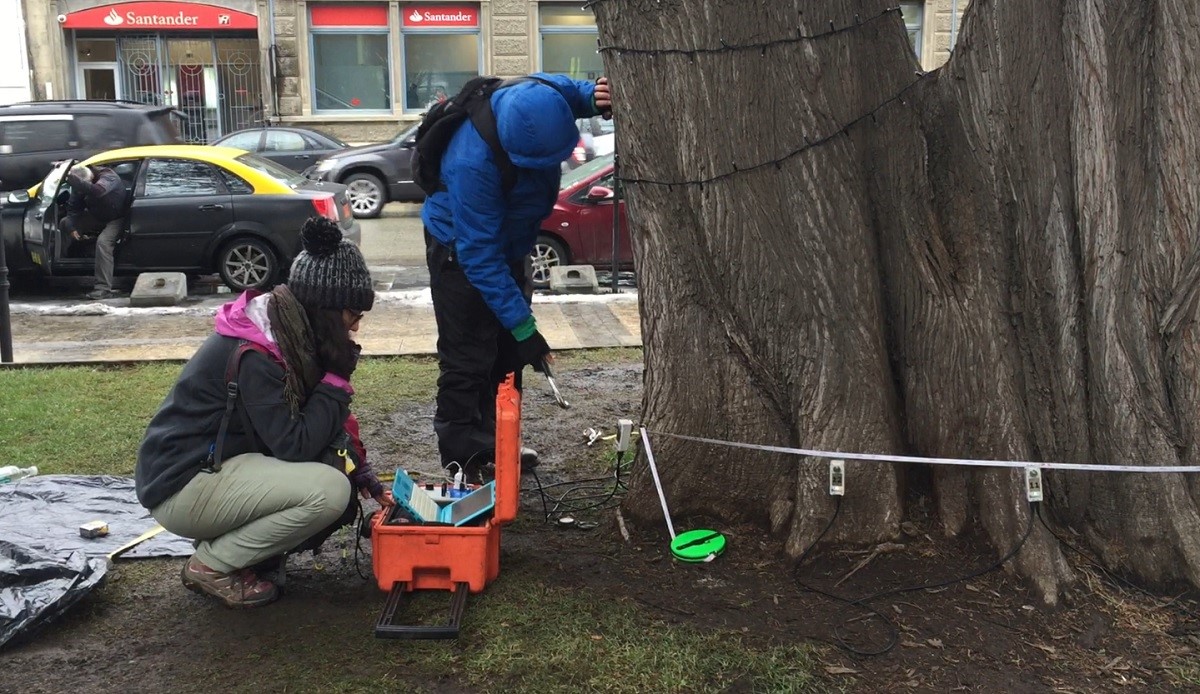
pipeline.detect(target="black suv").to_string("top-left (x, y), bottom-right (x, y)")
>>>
top-left (305, 123), bottom-right (424, 219)
top-left (0, 101), bottom-right (182, 191)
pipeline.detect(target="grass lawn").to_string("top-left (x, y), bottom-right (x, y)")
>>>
top-left (0, 348), bottom-right (829, 693)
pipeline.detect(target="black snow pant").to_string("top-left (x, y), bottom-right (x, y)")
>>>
top-left (426, 230), bottom-right (530, 468)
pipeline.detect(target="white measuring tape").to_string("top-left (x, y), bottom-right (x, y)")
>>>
top-left (646, 430), bottom-right (1200, 474)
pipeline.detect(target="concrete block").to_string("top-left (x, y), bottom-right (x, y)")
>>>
top-left (494, 56), bottom-right (532, 76)
top-left (492, 0), bottom-right (527, 15)
top-left (493, 16), bottom-right (528, 36)
top-left (493, 37), bottom-right (528, 56)
top-left (274, 16), bottom-right (296, 37)
top-left (130, 272), bottom-right (188, 307)
top-left (549, 265), bottom-right (599, 295)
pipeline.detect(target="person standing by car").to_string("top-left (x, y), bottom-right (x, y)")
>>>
top-left (134, 217), bottom-right (391, 609)
top-left (422, 73), bottom-right (612, 477)
top-left (59, 164), bottom-right (131, 300)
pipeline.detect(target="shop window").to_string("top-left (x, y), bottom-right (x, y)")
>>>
top-left (401, 5), bottom-right (481, 111)
top-left (310, 4), bottom-right (392, 112)
top-left (76, 38), bottom-right (117, 63)
top-left (900, 2), bottom-right (924, 59)
top-left (539, 3), bottom-right (601, 79)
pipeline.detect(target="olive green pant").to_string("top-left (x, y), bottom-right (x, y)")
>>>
top-left (151, 453), bottom-right (351, 574)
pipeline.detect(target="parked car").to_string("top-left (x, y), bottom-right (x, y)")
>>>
top-left (211, 126), bottom-right (349, 173)
top-left (563, 117), bottom-right (616, 173)
top-left (305, 123), bottom-right (424, 219)
top-left (0, 100), bottom-right (182, 191)
top-left (535, 153), bottom-right (632, 288)
top-left (0, 145), bottom-right (360, 292)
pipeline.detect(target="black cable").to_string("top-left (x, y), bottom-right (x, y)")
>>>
top-left (351, 499), bottom-right (370, 581)
top-left (794, 499), bottom-right (1039, 656)
top-left (596, 7), bottom-right (901, 56)
top-left (791, 497), bottom-right (899, 655)
top-left (1035, 505), bottom-right (1200, 623)
top-left (527, 451), bottom-right (630, 523)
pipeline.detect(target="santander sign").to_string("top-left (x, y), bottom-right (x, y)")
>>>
top-left (63, 2), bottom-right (258, 31)
top-left (403, 5), bottom-right (478, 28)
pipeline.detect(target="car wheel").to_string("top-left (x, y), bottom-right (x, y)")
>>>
top-left (218, 237), bottom-right (278, 292)
top-left (531, 235), bottom-right (568, 289)
top-left (343, 173), bottom-right (386, 219)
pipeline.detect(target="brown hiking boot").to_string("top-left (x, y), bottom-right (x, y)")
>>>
top-left (180, 556), bottom-right (279, 609)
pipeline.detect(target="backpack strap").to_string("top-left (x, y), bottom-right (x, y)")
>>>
top-left (207, 340), bottom-right (271, 473)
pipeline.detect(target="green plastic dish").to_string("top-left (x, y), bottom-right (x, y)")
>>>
top-left (670, 528), bottom-right (727, 563)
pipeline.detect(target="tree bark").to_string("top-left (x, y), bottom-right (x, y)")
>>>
top-left (596, 0), bottom-right (1200, 602)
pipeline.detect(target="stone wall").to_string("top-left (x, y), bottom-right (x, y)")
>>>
top-left (926, 0), bottom-right (968, 69)
top-left (491, 0), bottom-right (530, 77)
top-left (267, 0), bottom-right (302, 118)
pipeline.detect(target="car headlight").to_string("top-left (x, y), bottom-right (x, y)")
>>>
top-left (315, 159), bottom-right (337, 173)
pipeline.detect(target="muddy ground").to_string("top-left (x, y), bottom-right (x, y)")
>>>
top-left (5, 359), bottom-right (1200, 692)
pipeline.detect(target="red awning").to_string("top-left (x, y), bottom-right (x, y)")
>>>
top-left (62, 2), bottom-right (258, 31)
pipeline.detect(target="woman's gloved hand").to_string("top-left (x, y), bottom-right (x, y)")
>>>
top-left (324, 341), bottom-right (362, 380)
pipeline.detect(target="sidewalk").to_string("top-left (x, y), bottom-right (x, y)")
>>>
top-left (7, 291), bottom-right (642, 364)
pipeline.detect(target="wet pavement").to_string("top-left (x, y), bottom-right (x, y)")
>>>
top-left (4, 204), bottom-right (642, 364)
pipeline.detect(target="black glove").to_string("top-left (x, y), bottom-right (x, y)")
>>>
top-left (515, 330), bottom-right (551, 373)
top-left (324, 341), bottom-right (362, 380)
top-left (351, 468), bottom-right (384, 500)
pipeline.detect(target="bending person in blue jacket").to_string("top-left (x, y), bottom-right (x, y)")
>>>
top-left (422, 73), bottom-right (612, 476)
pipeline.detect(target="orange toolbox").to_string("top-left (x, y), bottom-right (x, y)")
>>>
top-left (372, 374), bottom-right (523, 639)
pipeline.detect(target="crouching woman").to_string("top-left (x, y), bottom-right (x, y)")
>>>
top-left (135, 217), bottom-right (392, 608)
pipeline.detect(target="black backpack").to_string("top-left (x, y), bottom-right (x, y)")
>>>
top-left (411, 75), bottom-right (559, 196)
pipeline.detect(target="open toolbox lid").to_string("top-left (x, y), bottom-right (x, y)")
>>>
top-left (493, 373), bottom-right (521, 524)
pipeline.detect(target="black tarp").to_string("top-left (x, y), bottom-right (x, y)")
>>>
top-left (0, 475), bottom-right (194, 648)
top-left (0, 541), bottom-right (106, 649)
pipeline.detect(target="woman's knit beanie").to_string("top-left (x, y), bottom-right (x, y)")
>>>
top-left (287, 217), bottom-right (375, 312)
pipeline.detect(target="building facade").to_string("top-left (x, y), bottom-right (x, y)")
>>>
top-left (23, 0), bottom-right (967, 143)
top-left (24, 0), bottom-right (264, 142)
top-left (0, 0), bottom-right (32, 104)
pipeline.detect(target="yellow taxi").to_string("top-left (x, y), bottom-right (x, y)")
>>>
top-left (3, 145), bottom-right (359, 291)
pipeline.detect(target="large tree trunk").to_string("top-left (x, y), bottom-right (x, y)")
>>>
top-left (596, 0), bottom-right (1200, 602)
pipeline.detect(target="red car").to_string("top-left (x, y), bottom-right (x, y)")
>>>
top-left (535, 153), bottom-right (633, 287)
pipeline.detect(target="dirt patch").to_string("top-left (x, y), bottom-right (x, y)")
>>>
top-left (4, 359), bottom-right (1198, 692)
top-left (364, 362), bottom-right (643, 481)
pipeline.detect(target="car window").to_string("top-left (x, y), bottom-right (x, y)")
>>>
top-left (38, 161), bottom-right (73, 206)
top-left (220, 130), bottom-right (263, 151)
top-left (234, 153), bottom-right (306, 187)
top-left (263, 130), bottom-right (307, 152)
top-left (309, 129), bottom-right (349, 148)
top-left (141, 159), bottom-right (221, 197)
top-left (138, 112), bottom-right (184, 144)
top-left (0, 117), bottom-right (77, 154)
top-left (106, 160), bottom-right (142, 186)
top-left (74, 115), bottom-right (128, 149)
top-left (560, 153), bottom-right (612, 190)
top-left (218, 169), bottom-right (254, 195)
top-left (390, 123), bottom-right (420, 145)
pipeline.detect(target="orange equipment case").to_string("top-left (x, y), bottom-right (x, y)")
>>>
top-left (372, 374), bottom-right (523, 639)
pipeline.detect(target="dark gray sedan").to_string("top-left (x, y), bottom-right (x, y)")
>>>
top-left (212, 127), bottom-right (349, 174)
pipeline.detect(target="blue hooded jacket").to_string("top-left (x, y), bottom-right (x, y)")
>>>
top-left (421, 73), bottom-right (599, 331)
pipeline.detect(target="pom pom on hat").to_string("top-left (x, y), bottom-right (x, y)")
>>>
top-left (288, 217), bottom-right (375, 312)
top-left (300, 216), bottom-right (344, 257)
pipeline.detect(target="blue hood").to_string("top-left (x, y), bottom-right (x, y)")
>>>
top-left (492, 81), bottom-right (578, 169)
